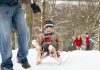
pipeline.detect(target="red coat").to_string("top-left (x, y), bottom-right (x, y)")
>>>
top-left (86, 37), bottom-right (90, 47)
top-left (73, 37), bottom-right (83, 47)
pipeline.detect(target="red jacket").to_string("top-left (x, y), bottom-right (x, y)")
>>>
top-left (73, 37), bottom-right (83, 47)
top-left (86, 37), bottom-right (90, 47)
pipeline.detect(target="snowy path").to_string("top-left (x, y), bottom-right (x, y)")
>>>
top-left (1, 49), bottom-right (100, 70)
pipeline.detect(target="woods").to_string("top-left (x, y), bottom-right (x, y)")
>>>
top-left (12, 0), bottom-right (100, 51)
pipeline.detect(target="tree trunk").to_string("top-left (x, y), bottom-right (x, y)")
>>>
top-left (98, 24), bottom-right (100, 51)
top-left (42, 0), bottom-right (46, 25)
top-left (12, 31), bottom-right (18, 50)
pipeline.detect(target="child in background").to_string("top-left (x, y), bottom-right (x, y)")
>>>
top-left (73, 35), bottom-right (83, 50)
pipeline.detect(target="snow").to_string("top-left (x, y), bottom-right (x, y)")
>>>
top-left (1, 49), bottom-right (100, 70)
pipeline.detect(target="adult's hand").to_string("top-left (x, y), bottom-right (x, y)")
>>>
top-left (30, 3), bottom-right (41, 13)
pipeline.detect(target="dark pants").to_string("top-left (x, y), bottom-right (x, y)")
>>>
top-left (42, 44), bottom-right (49, 52)
top-left (86, 45), bottom-right (90, 50)
top-left (42, 44), bottom-right (58, 52)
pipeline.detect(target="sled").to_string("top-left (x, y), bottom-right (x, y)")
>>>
top-left (32, 40), bottom-right (61, 65)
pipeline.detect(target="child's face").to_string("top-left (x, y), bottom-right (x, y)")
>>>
top-left (85, 34), bottom-right (88, 37)
top-left (45, 27), bottom-right (54, 33)
top-left (78, 35), bottom-right (81, 38)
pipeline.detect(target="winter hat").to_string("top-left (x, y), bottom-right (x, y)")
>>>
top-left (85, 33), bottom-right (88, 35)
top-left (44, 20), bottom-right (54, 29)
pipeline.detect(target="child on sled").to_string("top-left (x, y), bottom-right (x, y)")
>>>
top-left (36, 20), bottom-right (63, 65)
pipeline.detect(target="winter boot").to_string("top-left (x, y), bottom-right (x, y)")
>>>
top-left (22, 62), bottom-right (31, 69)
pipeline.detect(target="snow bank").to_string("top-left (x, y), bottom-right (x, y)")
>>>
top-left (0, 49), bottom-right (100, 70)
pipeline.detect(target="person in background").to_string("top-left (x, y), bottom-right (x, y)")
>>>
top-left (85, 33), bottom-right (91, 50)
top-left (73, 35), bottom-right (83, 50)
top-left (85, 33), bottom-right (94, 50)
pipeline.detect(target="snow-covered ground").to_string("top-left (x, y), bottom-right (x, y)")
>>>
top-left (0, 49), bottom-right (100, 70)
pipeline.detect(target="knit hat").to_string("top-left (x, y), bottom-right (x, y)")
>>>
top-left (44, 20), bottom-right (54, 29)
top-left (85, 33), bottom-right (88, 35)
